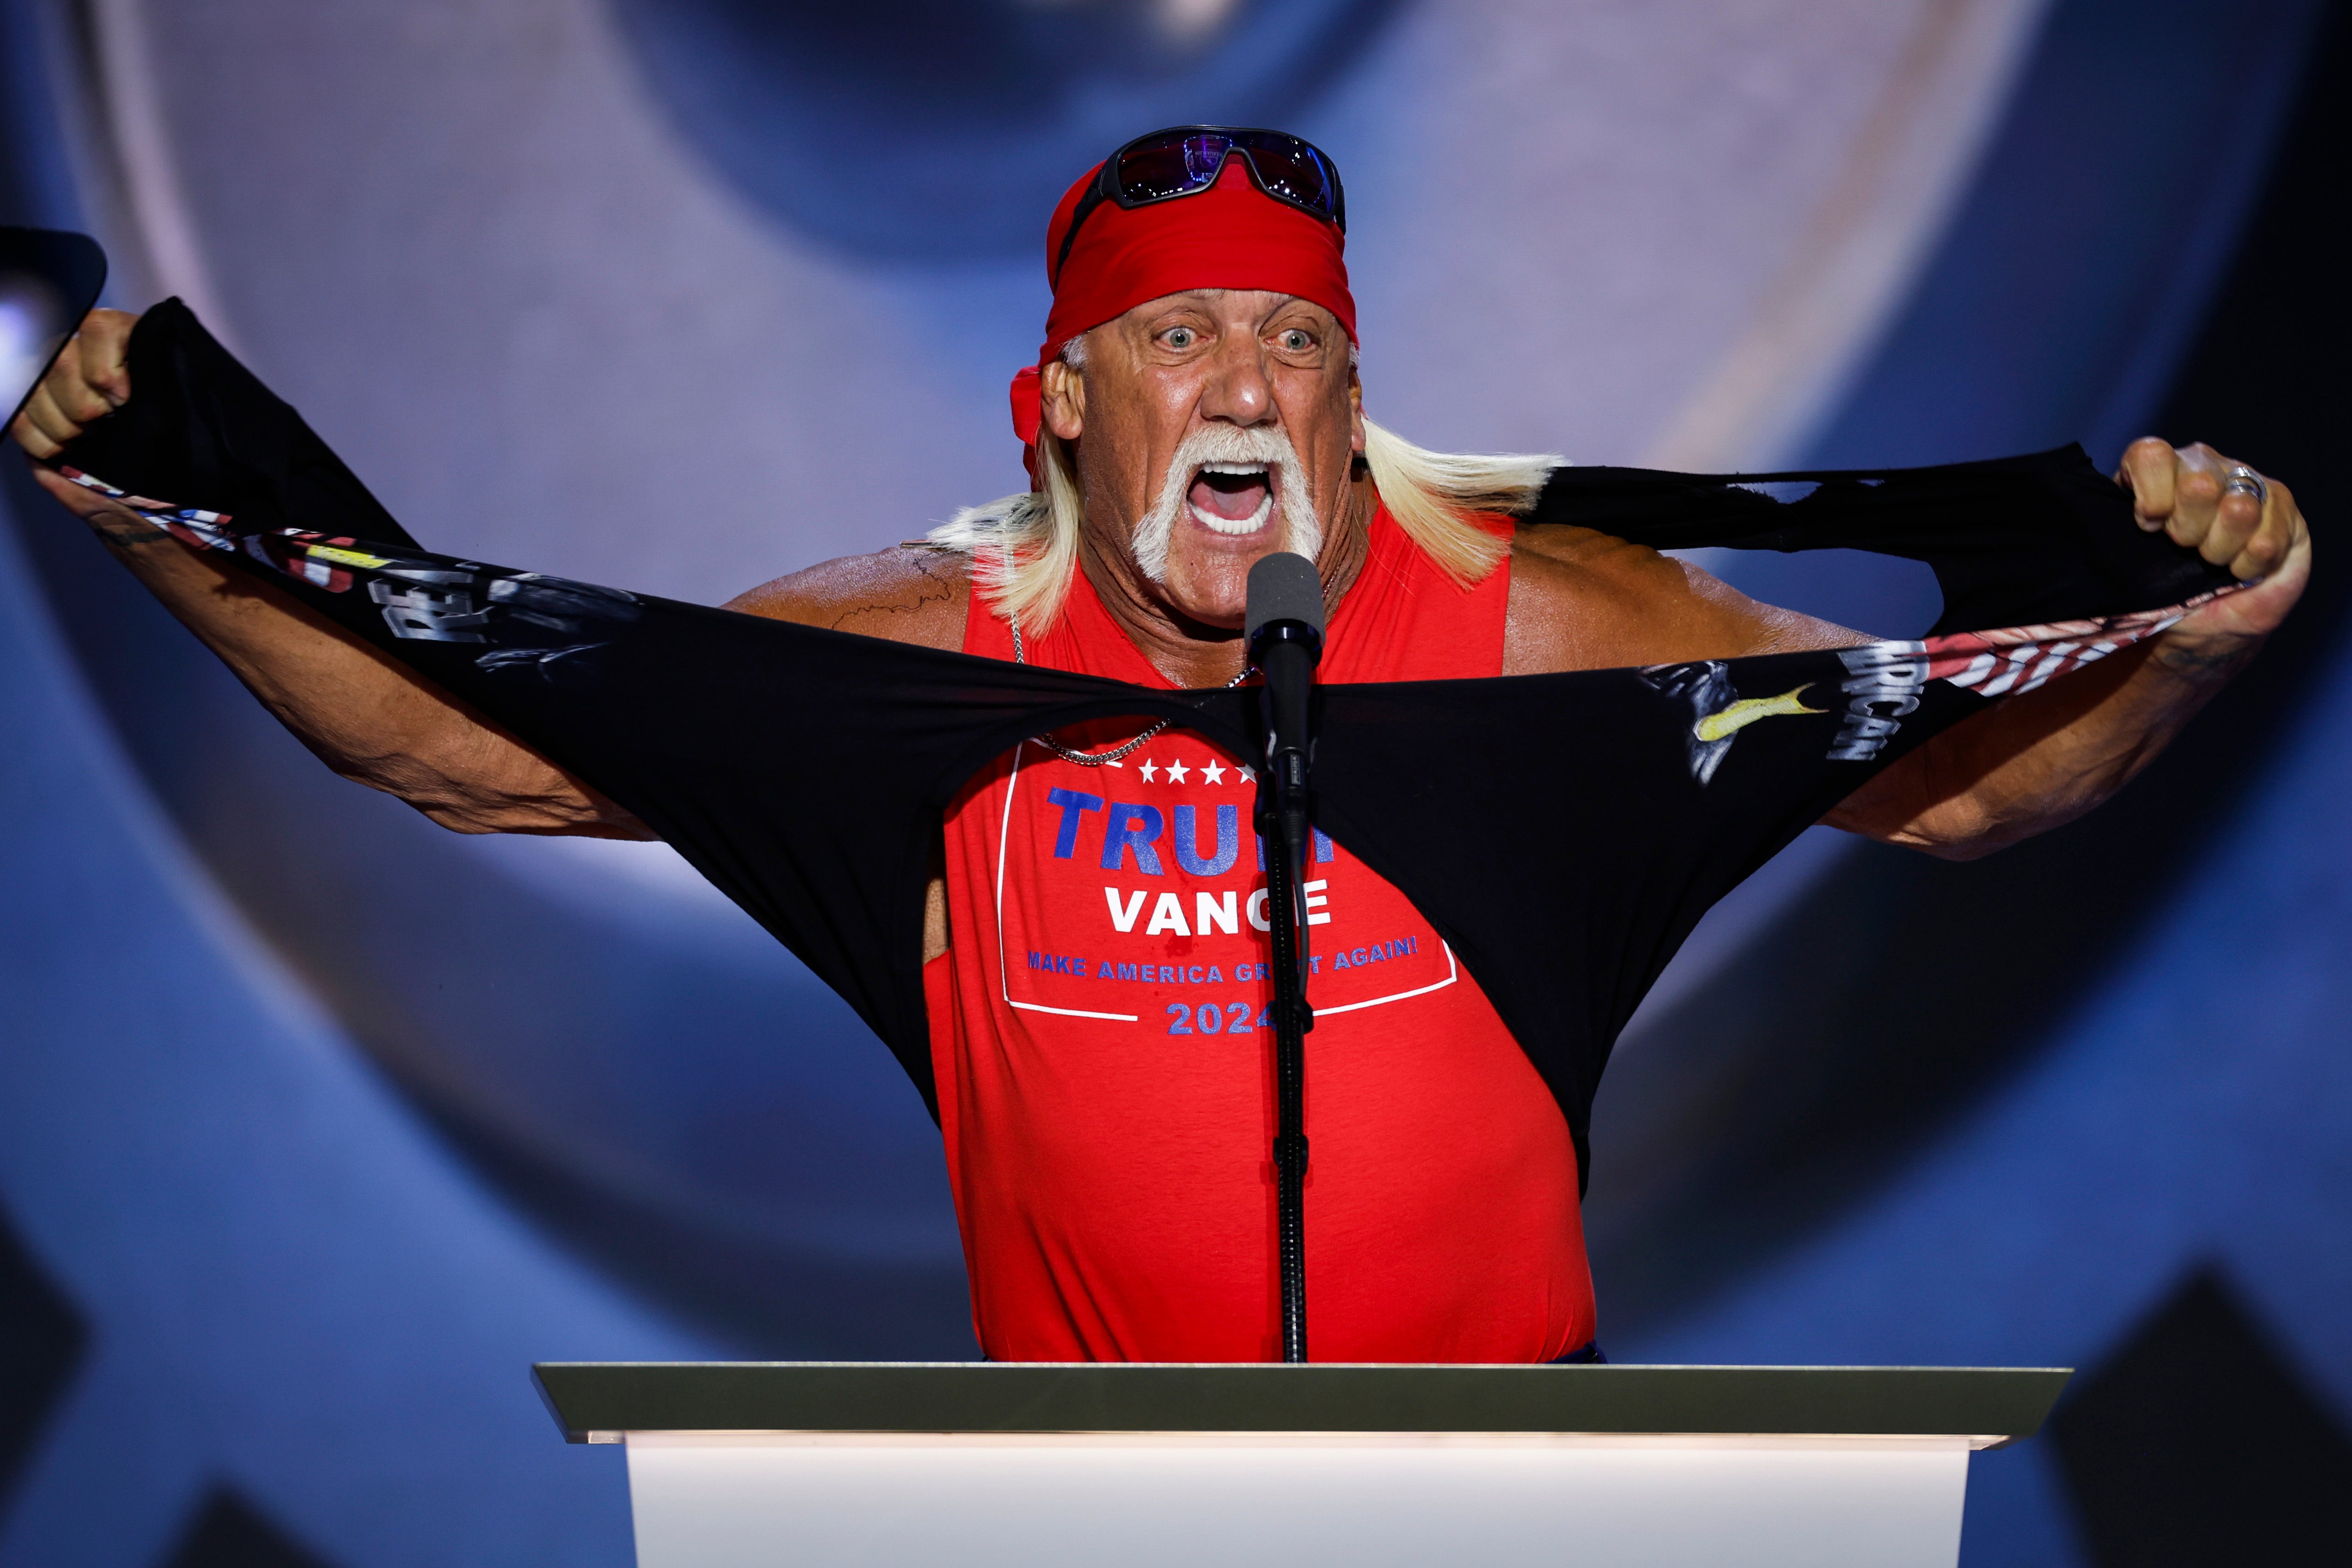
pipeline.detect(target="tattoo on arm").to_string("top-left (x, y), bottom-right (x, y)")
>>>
top-left (2150, 636), bottom-right (2256, 684)
top-left (88, 514), bottom-right (175, 548)
top-left (825, 551), bottom-right (960, 631)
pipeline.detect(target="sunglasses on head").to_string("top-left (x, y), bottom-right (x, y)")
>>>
top-left (1053, 126), bottom-right (1348, 287)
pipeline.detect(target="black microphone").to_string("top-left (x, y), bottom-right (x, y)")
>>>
top-left (1245, 551), bottom-right (1324, 1363)
top-left (1245, 551), bottom-right (1326, 870)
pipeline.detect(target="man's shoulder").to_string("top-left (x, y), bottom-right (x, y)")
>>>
top-left (1501, 524), bottom-right (1863, 673)
top-left (1508, 519), bottom-right (1685, 581)
top-left (723, 544), bottom-right (973, 652)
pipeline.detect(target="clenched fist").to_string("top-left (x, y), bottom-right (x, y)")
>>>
top-left (10, 307), bottom-right (137, 460)
top-left (2116, 437), bottom-right (2310, 654)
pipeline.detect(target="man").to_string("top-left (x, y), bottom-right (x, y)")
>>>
top-left (12, 128), bottom-right (2309, 1362)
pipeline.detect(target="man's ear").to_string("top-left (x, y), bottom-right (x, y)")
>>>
top-left (1041, 357), bottom-right (1086, 442)
top-left (1347, 362), bottom-right (1365, 454)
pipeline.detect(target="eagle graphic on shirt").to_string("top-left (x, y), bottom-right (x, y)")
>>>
top-left (1639, 661), bottom-right (1824, 785)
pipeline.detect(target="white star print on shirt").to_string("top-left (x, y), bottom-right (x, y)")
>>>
top-left (1239, 764), bottom-right (1257, 784)
top-left (1165, 759), bottom-right (1191, 783)
top-left (1138, 759), bottom-right (1160, 782)
top-left (1201, 760), bottom-right (1227, 784)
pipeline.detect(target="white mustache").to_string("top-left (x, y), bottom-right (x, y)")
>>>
top-left (1131, 425), bottom-right (1323, 584)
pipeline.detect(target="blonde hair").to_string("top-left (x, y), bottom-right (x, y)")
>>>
top-left (930, 414), bottom-right (1562, 636)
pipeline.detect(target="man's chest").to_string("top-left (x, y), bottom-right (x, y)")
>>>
top-left (962, 735), bottom-right (1461, 1039)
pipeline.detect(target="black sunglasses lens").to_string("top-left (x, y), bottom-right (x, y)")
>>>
top-left (1233, 136), bottom-right (1337, 216)
top-left (1102, 129), bottom-right (1344, 230)
top-left (1115, 133), bottom-right (1234, 201)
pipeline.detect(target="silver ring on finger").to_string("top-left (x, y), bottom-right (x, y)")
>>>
top-left (2222, 464), bottom-right (2267, 505)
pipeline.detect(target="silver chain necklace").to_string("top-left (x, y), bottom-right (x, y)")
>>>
top-left (1010, 618), bottom-right (1253, 767)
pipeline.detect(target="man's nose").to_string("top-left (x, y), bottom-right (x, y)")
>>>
top-left (1197, 336), bottom-right (1276, 426)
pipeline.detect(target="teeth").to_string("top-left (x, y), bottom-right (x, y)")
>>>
top-left (1198, 463), bottom-right (1269, 477)
top-left (1188, 490), bottom-right (1276, 536)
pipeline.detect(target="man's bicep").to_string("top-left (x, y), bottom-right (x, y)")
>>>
top-left (253, 624), bottom-right (652, 839)
top-left (78, 502), bottom-right (645, 840)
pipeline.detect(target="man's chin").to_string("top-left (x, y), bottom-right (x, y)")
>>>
top-left (1153, 536), bottom-right (1297, 629)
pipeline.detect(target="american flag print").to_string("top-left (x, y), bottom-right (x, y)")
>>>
top-left (1814, 585), bottom-right (2248, 763)
top-left (54, 465), bottom-right (380, 592)
top-left (1919, 587), bottom-right (2240, 698)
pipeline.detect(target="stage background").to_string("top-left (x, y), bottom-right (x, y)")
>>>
top-left (0, 0), bottom-right (2345, 1563)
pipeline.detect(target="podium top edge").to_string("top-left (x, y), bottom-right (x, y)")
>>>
top-left (528, 1362), bottom-right (2071, 1445)
top-left (534, 1361), bottom-right (2074, 1373)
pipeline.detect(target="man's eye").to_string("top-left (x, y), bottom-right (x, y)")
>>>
top-left (1164, 327), bottom-right (1195, 349)
top-left (1280, 330), bottom-right (1312, 352)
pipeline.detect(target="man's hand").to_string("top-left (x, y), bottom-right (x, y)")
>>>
top-left (2118, 437), bottom-right (2311, 677)
top-left (10, 307), bottom-right (137, 460)
top-left (1827, 438), bottom-right (2311, 857)
top-left (10, 304), bottom-right (649, 839)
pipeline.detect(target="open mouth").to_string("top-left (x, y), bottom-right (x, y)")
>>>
top-left (1186, 463), bottom-right (1275, 537)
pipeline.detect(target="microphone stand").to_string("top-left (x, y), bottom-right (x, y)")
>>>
top-left (1257, 741), bottom-right (1313, 1363)
top-left (1247, 557), bottom-right (1324, 1365)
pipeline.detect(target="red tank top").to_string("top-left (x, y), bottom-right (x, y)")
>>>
top-left (926, 507), bottom-right (1592, 1361)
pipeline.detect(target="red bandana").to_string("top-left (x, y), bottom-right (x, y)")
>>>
top-left (1009, 158), bottom-right (1357, 470)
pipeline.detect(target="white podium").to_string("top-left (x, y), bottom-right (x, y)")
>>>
top-left (533, 1361), bottom-right (2068, 1568)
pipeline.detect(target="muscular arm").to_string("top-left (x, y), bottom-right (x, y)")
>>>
top-left (11, 308), bottom-right (972, 842)
top-left (1506, 441), bottom-right (2310, 860)
top-left (1824, 442), bottom-right (2308, 857)
top-left (14, 311), bottom-right (644, 836)
top-left (27, 463), bottom-right (653, 836)
top-left (1819, 636), bottom-right (2238, 857)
